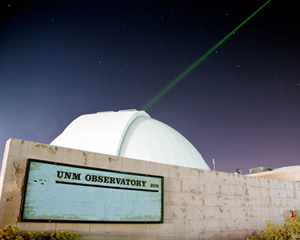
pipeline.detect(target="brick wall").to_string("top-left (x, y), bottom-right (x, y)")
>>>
top-left (1, 138), bottom-right (299, 240)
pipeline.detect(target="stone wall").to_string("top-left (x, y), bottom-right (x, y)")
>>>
top-left (1, 138), bottom-right (299, 240)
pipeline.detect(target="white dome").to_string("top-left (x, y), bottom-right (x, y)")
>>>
top-left (50, 110), bottom-right (210, 170)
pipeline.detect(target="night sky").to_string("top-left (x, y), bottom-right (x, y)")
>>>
top-left (1, 0), bottom-right (299, 174)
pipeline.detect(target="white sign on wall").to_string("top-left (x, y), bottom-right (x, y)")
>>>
top-left (20, 159), bottom-right (163, 223)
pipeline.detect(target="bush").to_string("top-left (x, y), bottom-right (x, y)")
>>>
top-left (248, 216), bottom-right (300, 240)
top-left (0, 225), bottom-right (78, 240)
top-left (0, 225), bottom-right (23, 240)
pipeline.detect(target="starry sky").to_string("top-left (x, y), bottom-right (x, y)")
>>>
top-left (1, 0), bottom-right (299, 174)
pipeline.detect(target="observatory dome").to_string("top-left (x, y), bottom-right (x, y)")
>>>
top-left (50, 109), bottom-right (210, 170)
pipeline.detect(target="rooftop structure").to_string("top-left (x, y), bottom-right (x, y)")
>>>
top-left (248, 165), bottom-right (300, 182)
top-left (50, 109), bottom-right (210, 170)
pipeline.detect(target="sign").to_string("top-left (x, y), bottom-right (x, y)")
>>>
top-left (20, 159), bottom-right (163, 223)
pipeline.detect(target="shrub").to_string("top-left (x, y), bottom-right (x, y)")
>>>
top-left (0, 226), bottom-right (78, 240)
top-left (0, 225), bottom-right (23, 240)
top-left (248, 216), bottom-right (300, 240)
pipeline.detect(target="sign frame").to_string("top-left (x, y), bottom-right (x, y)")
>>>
top-left (20, 159), bottom-right (164, 223)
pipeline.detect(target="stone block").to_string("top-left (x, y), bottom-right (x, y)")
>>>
top-left (188, 168), bottom-right (204, 181)
top-left (269, 179), bottom-right (279, 189)
top-left (201, 182), bottom-right (214, 195)
top-left (286, 182), bottom-right (295, 190)
top-left (132, 235), bottom-right (158, 240)
top-left (226, 174), bottom-right (237, 185)
top-left (206, 219), bottom-right (220, 232)
top-left (214, 183), bottom-right (230, 195)
top-left (260, 178), bottom-right (269, 188)
top-left (201, 170), bottom-right (217, 182)
top-left (295, 190), bottom-right (300, 199)
top-left (157, 233), bottom-right (184, 240)
top-left (251, 198), bottom-right (262, 208)
top-left (268, 208), bottom-right (281, 218)
top-left (255, 187), bottom-right (263, 198)
top-left (163, 205), bottom-right (171, 220)
top-left (278, 189), bottom-right (287, 199)
top-left (1, 140), bottom-right (11, 176)
top-left (243, 197), bottom-right (251, 207)
top-left (168, 192), bottom-right (190, 206)
top-left (199, 231), bottom-right (219, 240)
top-left (160, 164), bottom-right (170, 178)
top-left (270, 198), bottom-right (281, 207)
top-left (282, 189), bottom-right (296, 198)
top-left (189, 194), bottom-right (203, 207)
top-left (0, 214), bottom-right (19, 228)
top-left (255, 177), bottom-right (264, 187)
top-left (164, 191), bottom-right (169, 206)
top-left (198, 207), bottom-right (204, 219)
top-left (270, 218), bottom-right (284, 226)
top-left (283, 209), bottom-right (290, 218)
top-left (235, 174), bottom-right (247, 186)
top-left (268, 188), bottom-right (279, 198)
top-left (188, 219), bottom-right (206, 233)
top-left (17, 222), bottom-right (56, 234)
top-left (55, 223), bottom-right (90, 235)
top-left (223, 219), bottom-right (239, 231)
top-left (167, 178), bottom-right (181, 193)
top-left (214, 183), bottom-right (222, 195)
top-left (203, 207), bottom-right (215, 219)
top-left (0, 173), bottom-right (25, 197)
top-left (246, 176), bottom-right (256, 187)
top-left (280, 199), bottom-right (288, 208)
top-left (181, 179), bottom-right (199, 194)
top-left (261, 188), bottom-right (269, 198)
top-left (0, 201), bottom-right (21, 226)
top-left (168, 205), bottom-right (179, 219)
top-left (246, 208), bottom-right (257, 218)
top-left (169, 165), bottom-right (189, 179)
top-left (106, 235), bottom-right (133, 240)
top-left (253, 218), bottom-right (267, 231)
top-left (181, 233), bottom-right (201, 240)
top-left (261, 198), bottom-right (271, 207)
top-left (216, 195), bottom-right (232, 207)
top-left (256, 208), bottom-right (268, 219)
top-left (89, 224), bottom-right (123, 235)
top-left (121, 224), bottom-right (147, 235)
top-left (231, 207), bottom-right (247, 219)
top-left (214, 172), bottom-right (230, 183)
top-left (121, 157), bottom-right (147, 174)
top-left (202, 195), bottom-right (216, 207)
top-left (145, 222), bottom-right (169, 234)
top-left (216, 207), bottom-right (231, 219)
top-left (168, 219), bottom-right (190, 234)
top-left (0, 156), bottom-right (27, 179)
top-left (147, 161), bottom-right (162, 175)
top-left (228, 230), bottom-right (254, 240)
top-left (7, 139), bottom-right (29, 159)
top-left (177, 206), bottom-right (199, 220)
top-left (289, 199), bottom-right (296, 208)
top-left (27, 142), bottom-right (63, 162)
top-left (231, 185), bottom-right (245, 196)
top-left (232, 197), bottom-right (246, 207)
top-left (93, 153), bottom-right (122, 171)
top-left (62, 148), bottom-right (94, 166)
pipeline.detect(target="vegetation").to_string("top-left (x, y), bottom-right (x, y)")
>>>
top-left (248, 216), bottom-right (300, 240)
top-left (0, 225), bottom-right (78, 240)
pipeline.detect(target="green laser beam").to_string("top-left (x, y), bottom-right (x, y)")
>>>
top-left (141, 0), bottom-right (271, 111)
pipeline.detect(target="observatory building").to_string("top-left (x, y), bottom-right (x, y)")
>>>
top-left (1, 110), bottom-right (300, 239)
top-left (50, 109), bottom-right (210, 170)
